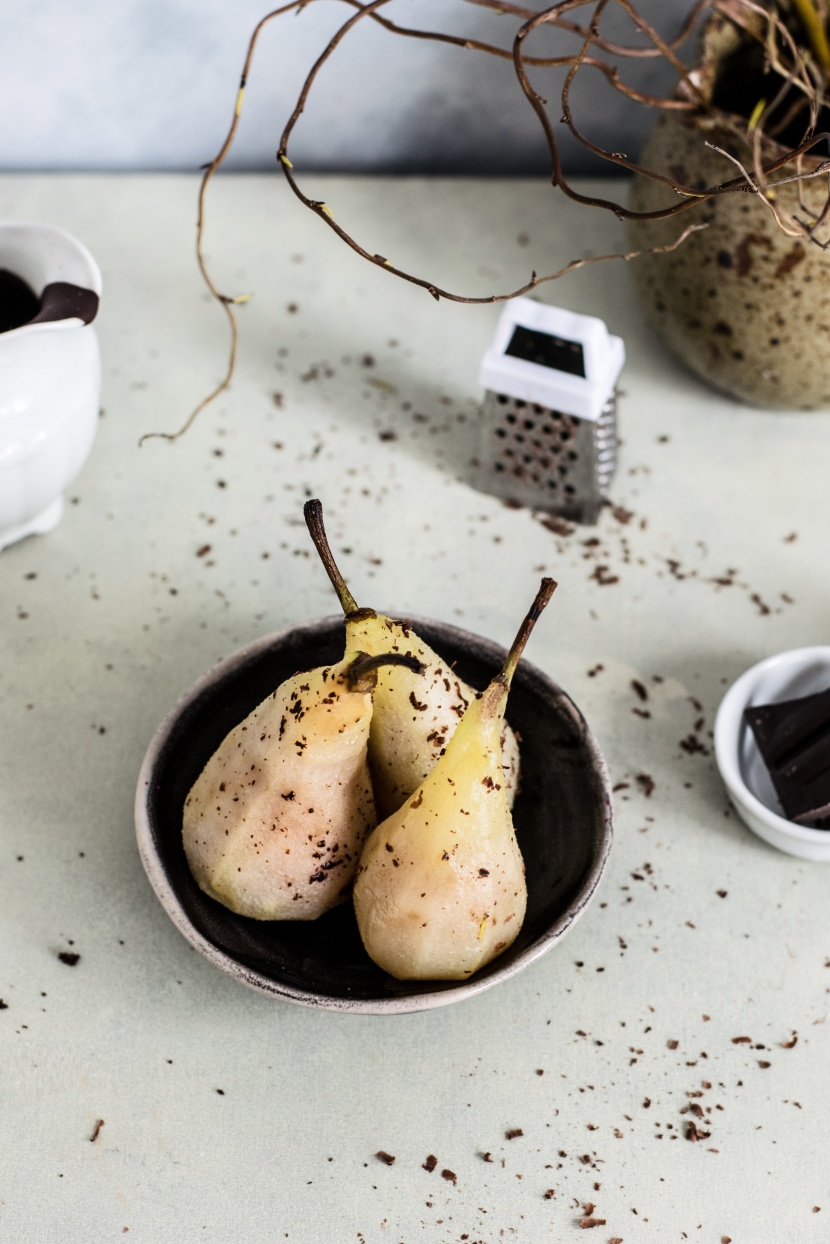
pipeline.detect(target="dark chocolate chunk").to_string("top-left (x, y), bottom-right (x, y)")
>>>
top-left (0, 268), bottom-right (39, 333)
top-left (743, 685), bottom-right (830, 824)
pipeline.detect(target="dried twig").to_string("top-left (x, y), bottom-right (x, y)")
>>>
top-left (149, 0), bottom-right (830, 441)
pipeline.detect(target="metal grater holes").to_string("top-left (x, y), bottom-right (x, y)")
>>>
top-left (492, 396), bottom-right (581, 492)
top-left (479, 384), bottom-right (617, 525)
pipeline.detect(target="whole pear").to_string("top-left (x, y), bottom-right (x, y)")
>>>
top-left (182, 646), bottom-right (418, 921)
top-left (353, 578), bottom-right (556, 980)
top-left (304, 499), bottom-right (520, 818)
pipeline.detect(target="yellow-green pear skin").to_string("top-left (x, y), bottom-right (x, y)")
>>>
top-left (353, 678), bottom-right (526, 980)
top-left (182, 651), bottom-right (376, 921)
top-left (346, 612), bottom-right (520, 819)
top-left (301, 500), bottom-right (519, 817)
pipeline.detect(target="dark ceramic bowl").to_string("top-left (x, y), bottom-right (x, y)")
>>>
top-left (135, 615), bottom-right (613, 1014)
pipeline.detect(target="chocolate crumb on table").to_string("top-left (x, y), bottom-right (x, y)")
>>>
top-left (58, 952), bottom-right (80, 966)
top-left (538, 514), bottom-right (575, 537)
top-left (422, 1155), bottom-right (437, 1173)
top-left (440, 1169), bottom-right (457, 1184)
top-left (375, 1151), bottom-right (396, 1166)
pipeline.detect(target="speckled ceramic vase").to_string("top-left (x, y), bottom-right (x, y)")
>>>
top-left (627, 111), bottom-right (830, 410)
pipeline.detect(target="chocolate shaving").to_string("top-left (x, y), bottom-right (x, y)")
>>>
top-left (539, 514), bottom-right (575, 537)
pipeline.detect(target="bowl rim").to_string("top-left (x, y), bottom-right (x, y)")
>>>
top-left (714, 645), bottom-right (830, 849)
top-left (135, 614), bottom-right (614, 1014)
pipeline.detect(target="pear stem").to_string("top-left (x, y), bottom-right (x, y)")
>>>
top-left (501, 577), bottom-right (557, 690)
top-left (304, 498), bottom-right (360, 615)
top-left (346, 651), bottom-right (424, 693)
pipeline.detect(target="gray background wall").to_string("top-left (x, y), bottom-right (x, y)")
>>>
top-left (0, 0), bottom-right (692, 174)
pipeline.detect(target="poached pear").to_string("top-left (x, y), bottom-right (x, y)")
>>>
top-left (182, 645), bottom-right (420, 921)
top-left (353, 578), bottom-right (556, 981)
top-left (304, 499), bottom-right (520, 818)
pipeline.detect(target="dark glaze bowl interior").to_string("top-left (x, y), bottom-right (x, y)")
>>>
top-left (135, 616), bottom-right (613, 1014)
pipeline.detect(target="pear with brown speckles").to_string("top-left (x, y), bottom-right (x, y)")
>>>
top-left (182, 644), bottom-right (419, 920)
top-left (304, 499), bottom-right (520, 819)
top-left (353, 578), bottom-right (556, 980)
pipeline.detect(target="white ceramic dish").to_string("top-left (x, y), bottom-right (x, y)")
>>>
top-left (0, 221), bottom-right (102, 552)
top-left (714, 646), bottom-right (830, 861)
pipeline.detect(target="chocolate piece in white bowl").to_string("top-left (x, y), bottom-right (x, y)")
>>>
top-left (744, 686), bottom-right (830, 826)
top-left (715, 647), bottom-right (830, 861)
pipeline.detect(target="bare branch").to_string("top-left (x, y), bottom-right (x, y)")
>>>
top-left (150, 0), bottom-right (830, 442)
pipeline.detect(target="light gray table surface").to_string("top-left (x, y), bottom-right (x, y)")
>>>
top-left (1, 173), bottom-right (829, 1242)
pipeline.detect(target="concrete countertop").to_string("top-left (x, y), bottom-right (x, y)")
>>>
top-left (1, 173), bottom-right (828, 1242)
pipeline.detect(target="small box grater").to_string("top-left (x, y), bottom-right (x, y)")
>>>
top-left (476, 298), bottom-right (624, 524)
